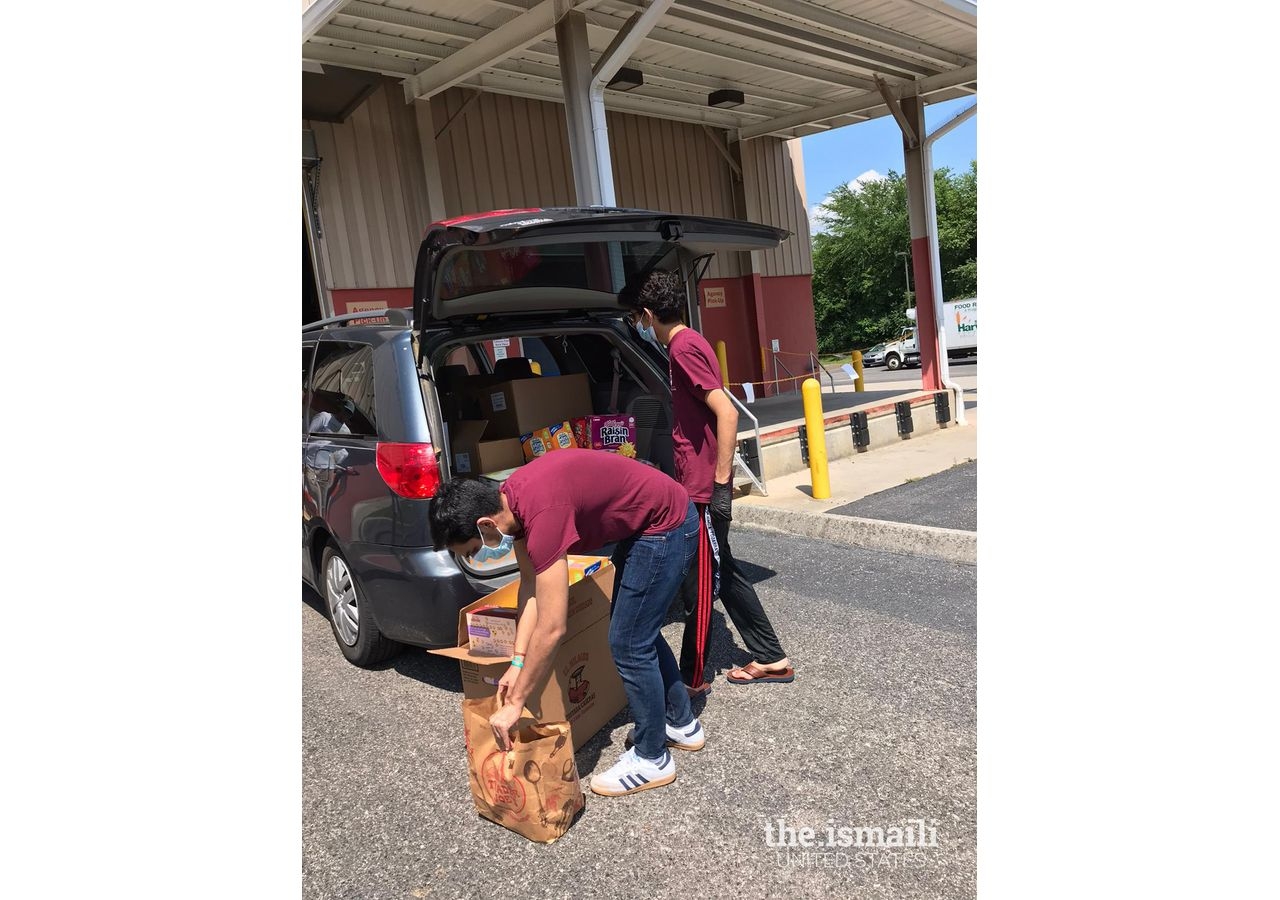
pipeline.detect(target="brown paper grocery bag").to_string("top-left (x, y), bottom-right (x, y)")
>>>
top-left (462, 695), bottom-right (585, 843)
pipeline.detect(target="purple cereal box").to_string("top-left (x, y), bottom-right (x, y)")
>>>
top-left (589, 415), bottom-right (637, 455)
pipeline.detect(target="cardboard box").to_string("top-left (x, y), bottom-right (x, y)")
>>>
top-left (450, 419), bottom-right (525, 477)
top-left (473, 373), bottom-right (593, 439)
top-left (430, 557), bottom-right (624, 752)
top-left (444, 373), bottom-right (505, 421)
top-left (466, 605), bottom-right (519, 656)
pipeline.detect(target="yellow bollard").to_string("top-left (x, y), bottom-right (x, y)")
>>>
top-left (714, 340), bottom-right (730, 389)
top-left (802, 378), bottom-right (831, 499)
top-left (850, 350), bottom-right (865, 392)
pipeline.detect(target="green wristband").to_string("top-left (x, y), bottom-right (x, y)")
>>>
top-left (510, 655), bottom-right (524, 669)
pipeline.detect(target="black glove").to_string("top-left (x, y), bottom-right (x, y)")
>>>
top-left (711, 479), bottom-right (733, 522)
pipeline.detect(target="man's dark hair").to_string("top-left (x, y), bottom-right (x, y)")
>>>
top-left (429, 478), bottom-right (502, 549)
top-left (619, 268), bottom-right (685, 325)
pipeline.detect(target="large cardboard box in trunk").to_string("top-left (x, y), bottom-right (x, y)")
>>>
top-left (448, 419), bottom-right (525, 477)
top-left (430, 556), bottom-right (624, 752)
top-left (470, 373), bottom-right (593, 439)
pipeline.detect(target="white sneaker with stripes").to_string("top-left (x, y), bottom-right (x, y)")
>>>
top-left (589, 747), bottom-right (676, 797)
top-left (625, 718), bottom-right (706, 752)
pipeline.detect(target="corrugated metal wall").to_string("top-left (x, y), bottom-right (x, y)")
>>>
top-left (430, 89), bottom-right (747, 278)
top-left (607, 110), bottom-right (743, 279)
top-left (740, 137), bottom-right (814, 277)
top-left (306, 82), bottom-right (432, 291)
top-left (430, 89), bottom-right (577, 215)
top-left (307, 86), bottom-right (812, 289)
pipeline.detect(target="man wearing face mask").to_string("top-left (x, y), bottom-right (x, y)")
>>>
top-left (622, 270), bottom-right (794, 695)
top-left (429, 449), bottom-right (706, 797)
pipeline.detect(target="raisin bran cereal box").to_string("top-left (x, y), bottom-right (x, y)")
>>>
top-left (587, 415), bottom-right (637, 454)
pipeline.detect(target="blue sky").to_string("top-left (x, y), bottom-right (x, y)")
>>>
top-left (799, 96), bottom-right (977, 234)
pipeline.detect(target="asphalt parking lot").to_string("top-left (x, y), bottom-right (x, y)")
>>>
top-left (304, 529), bottom-right (976, 900)
top-left (827, 462), bottom-right (978, 532)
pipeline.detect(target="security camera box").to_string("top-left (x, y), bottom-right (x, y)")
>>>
top-left (429, 556), bottom-right (623, 752)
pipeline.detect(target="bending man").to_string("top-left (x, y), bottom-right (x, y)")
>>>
top-left (430, 448), bottom-right (706, 797)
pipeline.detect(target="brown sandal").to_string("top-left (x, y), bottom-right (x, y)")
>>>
top-left (726, 662), bottom-right (795, 684)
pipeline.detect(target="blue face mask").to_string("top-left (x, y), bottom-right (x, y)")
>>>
top-left (471, 522), bottom-right (514, 563)
top-left (633, 314), bottom-right (660, 348)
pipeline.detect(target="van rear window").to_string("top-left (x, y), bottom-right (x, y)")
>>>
top-left (436, 240), bottom-right (673, 300)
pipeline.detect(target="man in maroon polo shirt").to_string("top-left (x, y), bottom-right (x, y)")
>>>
top-left (430, 449), bottom-right (706, 797)
top-left (622, 270), bottom-right (794, 693)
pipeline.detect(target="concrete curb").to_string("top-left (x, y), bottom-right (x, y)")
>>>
top-left (734, 503), bottom-right (977, 565)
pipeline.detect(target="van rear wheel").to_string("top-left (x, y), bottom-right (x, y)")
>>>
top-left (321, 545), bottom-right (402, 667)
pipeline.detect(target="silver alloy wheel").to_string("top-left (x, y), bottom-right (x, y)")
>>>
top-left (325, 555), bottom-right (359, 646)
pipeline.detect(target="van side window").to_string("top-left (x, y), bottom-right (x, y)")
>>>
top-left (308, 342), bottom-right (378, 437)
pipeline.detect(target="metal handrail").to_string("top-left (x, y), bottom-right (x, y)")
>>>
top-left (773, 353), bottom-right (800, 394)
top-left (809, 351), bottom-right (837, 394)
top-left (726, 388), bottom-right (767, 496)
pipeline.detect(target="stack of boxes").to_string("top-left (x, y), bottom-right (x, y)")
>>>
top-left (445, 366), bottom-right (639, 478)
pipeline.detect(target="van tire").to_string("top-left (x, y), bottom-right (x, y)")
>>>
top-left (885, 354), bottom-right (902, 371)
top-left (321, 544), bottom-right (402, 668)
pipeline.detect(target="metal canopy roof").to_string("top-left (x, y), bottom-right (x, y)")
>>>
top-left (302, 0), bottom-right (976, 140)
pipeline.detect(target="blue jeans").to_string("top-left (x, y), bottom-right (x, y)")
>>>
top-left (608, 501), bottom-right (701, 761)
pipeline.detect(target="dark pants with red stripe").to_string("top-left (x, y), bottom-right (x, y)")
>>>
top-left (678, 502), bottom-right (787, 687)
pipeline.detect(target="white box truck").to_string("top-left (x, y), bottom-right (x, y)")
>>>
top-left (898, 297), bottom-right (977, 366)
top-left (882, 327), bottom-right (919, 371)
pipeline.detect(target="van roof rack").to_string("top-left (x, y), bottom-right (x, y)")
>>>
top-left (302, 308), bottom-right (412, 332)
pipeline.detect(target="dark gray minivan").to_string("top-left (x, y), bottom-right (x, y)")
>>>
top-left (302, 207), bottom-right (786, 666)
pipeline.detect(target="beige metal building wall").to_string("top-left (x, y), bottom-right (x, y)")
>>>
top-left (429, 88), bottom-right (747, 279)
top-left (306, 82), bottom-right (432, 291)
top-left (740, 137), bottom-right (814, 277)
top-left (606, 110), bottom-right (743, 279)
top-left (430, 89), bottom-right (577, 215)
top-left (308, 85), bottom-right (812, 290)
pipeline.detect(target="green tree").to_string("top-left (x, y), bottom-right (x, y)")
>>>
top-left (811, 161), bottom-right (977, 352)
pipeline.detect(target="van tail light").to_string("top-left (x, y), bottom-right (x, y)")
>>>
top-left (376, 443), bottom-right (441, 499)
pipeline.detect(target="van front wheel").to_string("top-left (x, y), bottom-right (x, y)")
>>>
top-left (885, 355), bottom-right (902, 371)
